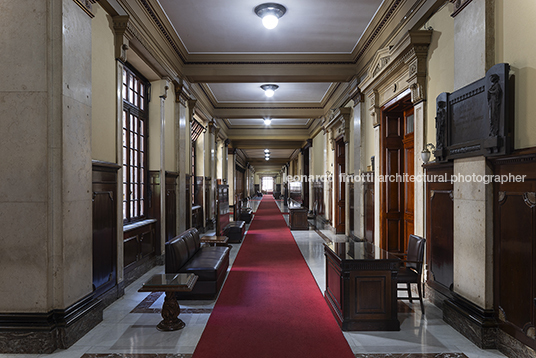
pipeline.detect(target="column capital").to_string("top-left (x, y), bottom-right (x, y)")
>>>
top-left (112, 15), bottom-right (131, 62)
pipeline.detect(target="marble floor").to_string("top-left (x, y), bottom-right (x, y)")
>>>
top-left (3, 198), bottom-right (505, 358)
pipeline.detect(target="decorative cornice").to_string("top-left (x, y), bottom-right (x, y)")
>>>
top-left (324, 107), bottom-right (352, 144)
top-left (138, 0), bottom-right (187, 63)
top-left (450, 0), bottom-right (474, 18)
top-left (112, 15), bottom-right (130, 62)
top-left (353, 0), bottom-right (405, 63)
top-left (73, 0), bottom-right (96, 18)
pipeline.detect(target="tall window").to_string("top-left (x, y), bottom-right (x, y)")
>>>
top-left (262, 176), bottom-right (274, 192)
top-left (122, 65), bottom-right (149, 223)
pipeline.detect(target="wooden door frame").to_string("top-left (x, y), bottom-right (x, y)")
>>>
top-left (334, 136), bottom-right (346, 234)
top-left (379, 94), bottom-right (413, 252)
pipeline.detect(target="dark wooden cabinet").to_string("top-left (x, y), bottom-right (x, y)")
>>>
top-left (363, 172), bottom-right (375, 244)
top-left (123, 220), bottom-right (156, 270)
top-left (92, 161), bottom-right (120, 295)
top-left (165, 172), bottom-right (179, 242)
top-left (217, 184), bottom-right (230, 235)
top-left (289, 204), bottom-right (308, 230)
top-left (324, 241), bottom-right (400, 331)
top-left (424, 163), bottom-right (454, 296)
top-left (491, 150), bottom-right (536, 351)
top-left (192, 205), bottom-right (203, 230)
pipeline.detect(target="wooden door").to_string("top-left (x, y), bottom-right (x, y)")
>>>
top-left (335, 138), bottom-right (345, 234)
top-left (381, 111), bottom-right (404, 252)
top-left (402, 108), bottom-right (415, 250)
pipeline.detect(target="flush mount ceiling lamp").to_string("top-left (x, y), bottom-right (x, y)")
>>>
top-left (255, 3), bottom-right (286, 29)
top-left (264, 149), bottom-right (270, 153)
top-left (261, 84), bottom-right (279, 98)
top-left (263, 118), bottom-right (272, 125)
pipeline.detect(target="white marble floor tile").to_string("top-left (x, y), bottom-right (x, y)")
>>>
top-left (19, 200), bottom-right (507, 358)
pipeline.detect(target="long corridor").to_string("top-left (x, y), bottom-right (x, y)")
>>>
top-left (1, 198), bottom-right (505, 358)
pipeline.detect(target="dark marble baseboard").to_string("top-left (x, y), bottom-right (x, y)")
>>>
top-left (97, 281), bottom-right (126, 309)
top-left (81, 354), bottom-right (193, 358)
top-left (0, 295), bottom-right (103, 354)
top-left (123, 257), bottom-right (160, 289)
top-left (425, 283), bottom-right (451, 311)
top-left (354, 354), bottom-right (467, 358)
top-left (81, 353), bottom-right (466, 358)
top-left (496, 329), bottom-right (536, 358)
top-left (443, 296), bottom-right (497, 349)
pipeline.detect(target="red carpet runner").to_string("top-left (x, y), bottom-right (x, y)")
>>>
top-left (192, 196), bottom-right (355, 358)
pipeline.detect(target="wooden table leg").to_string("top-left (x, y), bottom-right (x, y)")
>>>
top-left (156, 291), bottom-right (186, 331)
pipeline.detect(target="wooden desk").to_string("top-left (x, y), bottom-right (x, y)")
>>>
top-left (139, 273), bottom-right (198, 331)
top-left (200, 235), bottom-right (229, 246)
top-left (288, 204), bottom-right (308, 230)
top-left (324, 241), bottom-right (400, 331)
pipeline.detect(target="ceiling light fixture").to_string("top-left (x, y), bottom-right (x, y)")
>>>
top-left (261, 84), bottom-right (279, 98)
top-left (264, 149), bottom-right (270, 153)
top-left (263, 118), bottom-right (272, 125)
top-left (254, 3), bottom-right (286, 29)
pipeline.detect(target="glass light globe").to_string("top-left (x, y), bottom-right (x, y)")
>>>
top-left (264, 118), bottom-right (272, 125)
top-left (264, 88), bottom-right (275, 97)
top-left (262, 14), bottom-right (279, 29)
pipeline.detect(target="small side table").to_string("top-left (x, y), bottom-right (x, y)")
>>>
top-left (138, 273), bottom-right (198, 331)
top-left (200, 235), bottom-right (229, 246)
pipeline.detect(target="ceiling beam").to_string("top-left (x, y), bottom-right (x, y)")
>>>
top-left (183, 63), bottom-right (356, 83)
top-left (230, 139), bottom-right (306, 149)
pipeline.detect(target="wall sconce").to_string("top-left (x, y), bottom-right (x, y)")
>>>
top-left (421, 143), bottom-right (436, 164)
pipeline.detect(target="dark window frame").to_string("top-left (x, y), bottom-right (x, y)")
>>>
top-left (122, 64), bottom-right (150, 224)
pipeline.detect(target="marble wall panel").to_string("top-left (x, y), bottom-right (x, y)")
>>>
top-left (62, 0), bottom-right (92, 107)
top-left (0, 1), bottom-right (47, 92)
top-left (0, 202), bottom-right (49, 311)
top-left (0, 92), bottom-right (48, 202)
top-left (62, 200), bottom-right (93, 306)
top-left (62, 96), bottom-right (92, 203)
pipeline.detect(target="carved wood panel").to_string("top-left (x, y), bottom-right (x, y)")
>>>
top-left (364, 173), bottom-right (375, 244)
top-left (425, 163), bottom-right (454, 295)
top-left (493, 151), bottom-right (536, 350)
top-left (92, 162), bottom-right (120, 295)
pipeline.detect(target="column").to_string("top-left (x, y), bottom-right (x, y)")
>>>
top-left (0, 1), bottom-right (97, 353)
top-left (353, 91), bottom-right (365, 238)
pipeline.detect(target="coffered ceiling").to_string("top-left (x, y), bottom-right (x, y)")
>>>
top-left (153, 0), bottom-right (386, 170)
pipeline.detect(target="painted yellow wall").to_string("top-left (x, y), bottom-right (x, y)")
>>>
top-left (91, 4), bottom-right (116, 163)
top-left (195, 131), bottom-right (205, 177)
top-left (425, 3), bottom-right (455, 157)
top-left (347, 103), bottom-right (355, 174)
top-left (495, 0), bottom-right (536, 149)
top-left (312, 131), bottom-right (325, 176)
top-left (362, 105), bottom-right (375, 172)
top-left (164, 84), bottom-right (176, 171)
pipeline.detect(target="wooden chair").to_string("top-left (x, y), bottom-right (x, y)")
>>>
top-left (396, 234), bottom-right (426, 313)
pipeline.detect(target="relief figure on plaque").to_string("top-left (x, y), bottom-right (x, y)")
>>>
top-left (488, 74), bottom-right (502, 137)
top-left (436, 100), bottom-right (446, 149)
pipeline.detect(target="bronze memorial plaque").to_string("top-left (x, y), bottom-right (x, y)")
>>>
top-left (434, 63), bottom-right (513, 162)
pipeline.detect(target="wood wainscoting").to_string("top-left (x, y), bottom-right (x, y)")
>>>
top-left (363, 172), bottom-right (375, 244)
top-left (92, 161), bottom-right (120, 296)
top-left (491, 150), bottom-right (536, 351)
top-left (424, 162), bottom-right (454, 300)
top-left (165, 172), bottom-right (179, 242)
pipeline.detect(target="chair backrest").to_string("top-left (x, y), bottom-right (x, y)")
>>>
top-left (406, 234), bottom-right (426, 274)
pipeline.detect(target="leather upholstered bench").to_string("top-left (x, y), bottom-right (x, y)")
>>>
top-left (223, 221), bottom-right (245, 243)
top-left (238, 207), bottom-right (253, 223)
top-left (165, 228), bottom-right (230, 300)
